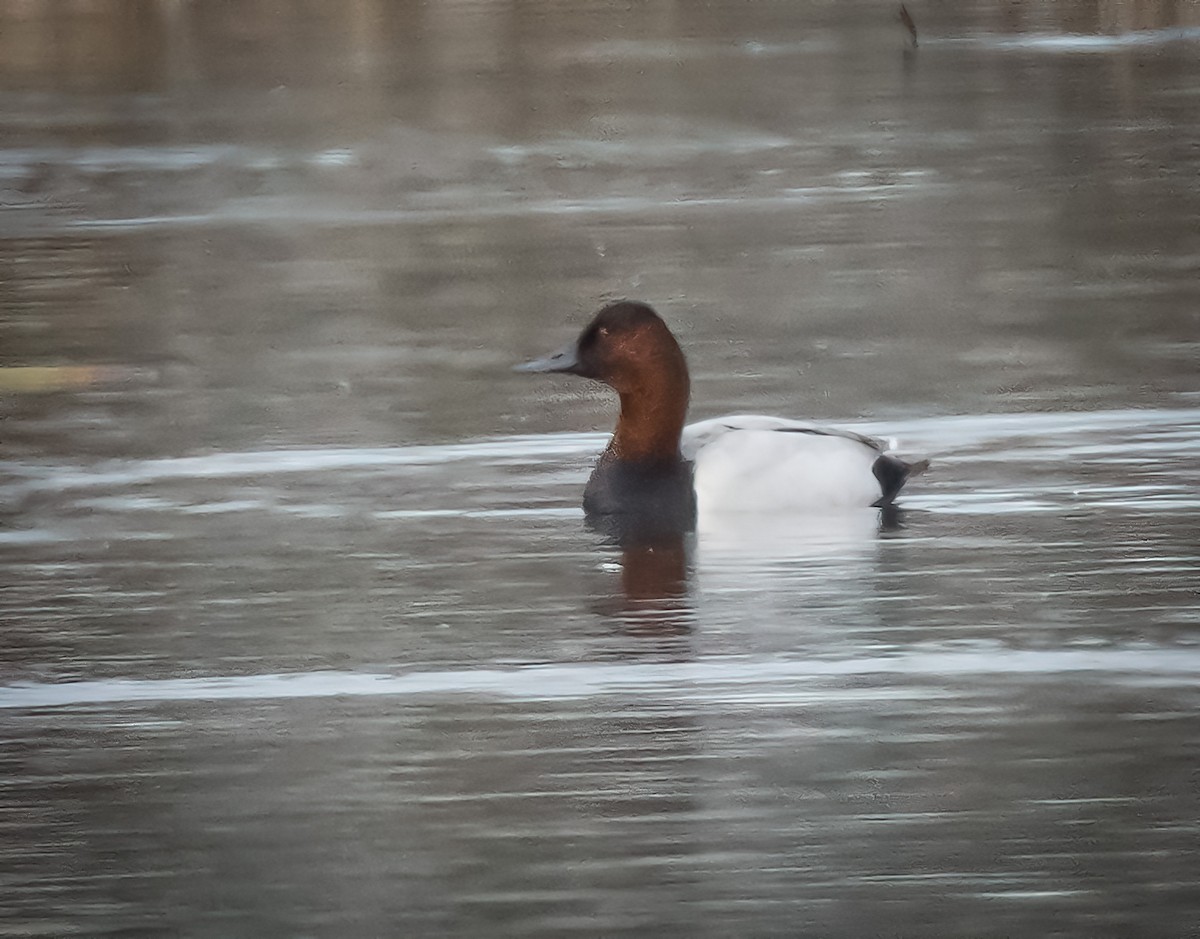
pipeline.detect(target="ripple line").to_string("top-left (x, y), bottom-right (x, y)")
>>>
top-left (3, 646), bottom-right (1199, 710)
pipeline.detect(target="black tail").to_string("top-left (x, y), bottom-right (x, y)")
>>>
top-left (872, 454), bottom-right (930, 507)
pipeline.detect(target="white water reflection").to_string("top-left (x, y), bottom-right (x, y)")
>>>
top-left (5, 405), bottom-right (1197, 503)
top-left (950, 25), bottom-right (1200, 51)
top-left (6, 644), bottom-right (1200, 710)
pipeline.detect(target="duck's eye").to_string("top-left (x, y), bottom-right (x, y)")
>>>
top-left (598, 326), bottom-right (609, 337)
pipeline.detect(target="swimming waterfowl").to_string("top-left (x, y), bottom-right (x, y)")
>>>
top-left (517, 300), bottom-right (925, 528)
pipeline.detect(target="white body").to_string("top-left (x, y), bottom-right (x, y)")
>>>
top-left (682, 415), bottom-right (888, 514)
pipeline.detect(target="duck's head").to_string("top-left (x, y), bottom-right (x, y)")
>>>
top-left (516, 300), bottom-right (688, 397)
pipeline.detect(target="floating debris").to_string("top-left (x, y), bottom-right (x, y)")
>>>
top-left (0, 365), bottom-right (146, 393)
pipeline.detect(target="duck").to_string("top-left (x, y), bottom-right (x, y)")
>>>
top-left (517, 300), bottom-right (926, 531)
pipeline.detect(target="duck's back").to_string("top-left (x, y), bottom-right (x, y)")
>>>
top-left (682, 415), bottom-right (905, 513)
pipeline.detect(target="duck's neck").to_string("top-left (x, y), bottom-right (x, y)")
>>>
top-left (608, 373), bottom-right (689, 466)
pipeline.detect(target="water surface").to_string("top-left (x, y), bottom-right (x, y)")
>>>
top-left (2, 1), bottom-right (1199, 936)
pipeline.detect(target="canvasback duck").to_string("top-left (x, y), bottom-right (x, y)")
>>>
top-left (518, 300), bottom-right (926, 527)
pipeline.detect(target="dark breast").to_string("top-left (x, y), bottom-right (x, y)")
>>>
top-left (582, 454), bottom-right (697, 540)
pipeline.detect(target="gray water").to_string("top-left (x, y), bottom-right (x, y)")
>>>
top-left (2, 1), bottom-right (1200, 936)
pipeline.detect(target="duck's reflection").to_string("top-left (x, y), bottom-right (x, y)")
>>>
top-left (619, 535), bottom-right (689, 603)
top-left (587, 513), bottom-right (695, 635)
top-left (694, 506), bottom-right (889, 559)
top-left (589, 506), bottom-right (905, 638)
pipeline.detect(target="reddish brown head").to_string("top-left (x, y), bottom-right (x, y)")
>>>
top-left (518, 300), bottom-right (691, 464)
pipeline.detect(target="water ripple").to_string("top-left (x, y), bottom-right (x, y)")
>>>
top-left (4, 645), bottom-right (1199, 710)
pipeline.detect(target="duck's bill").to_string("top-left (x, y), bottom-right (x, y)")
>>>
top-left (514, 343), bottom-right (581, 374)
